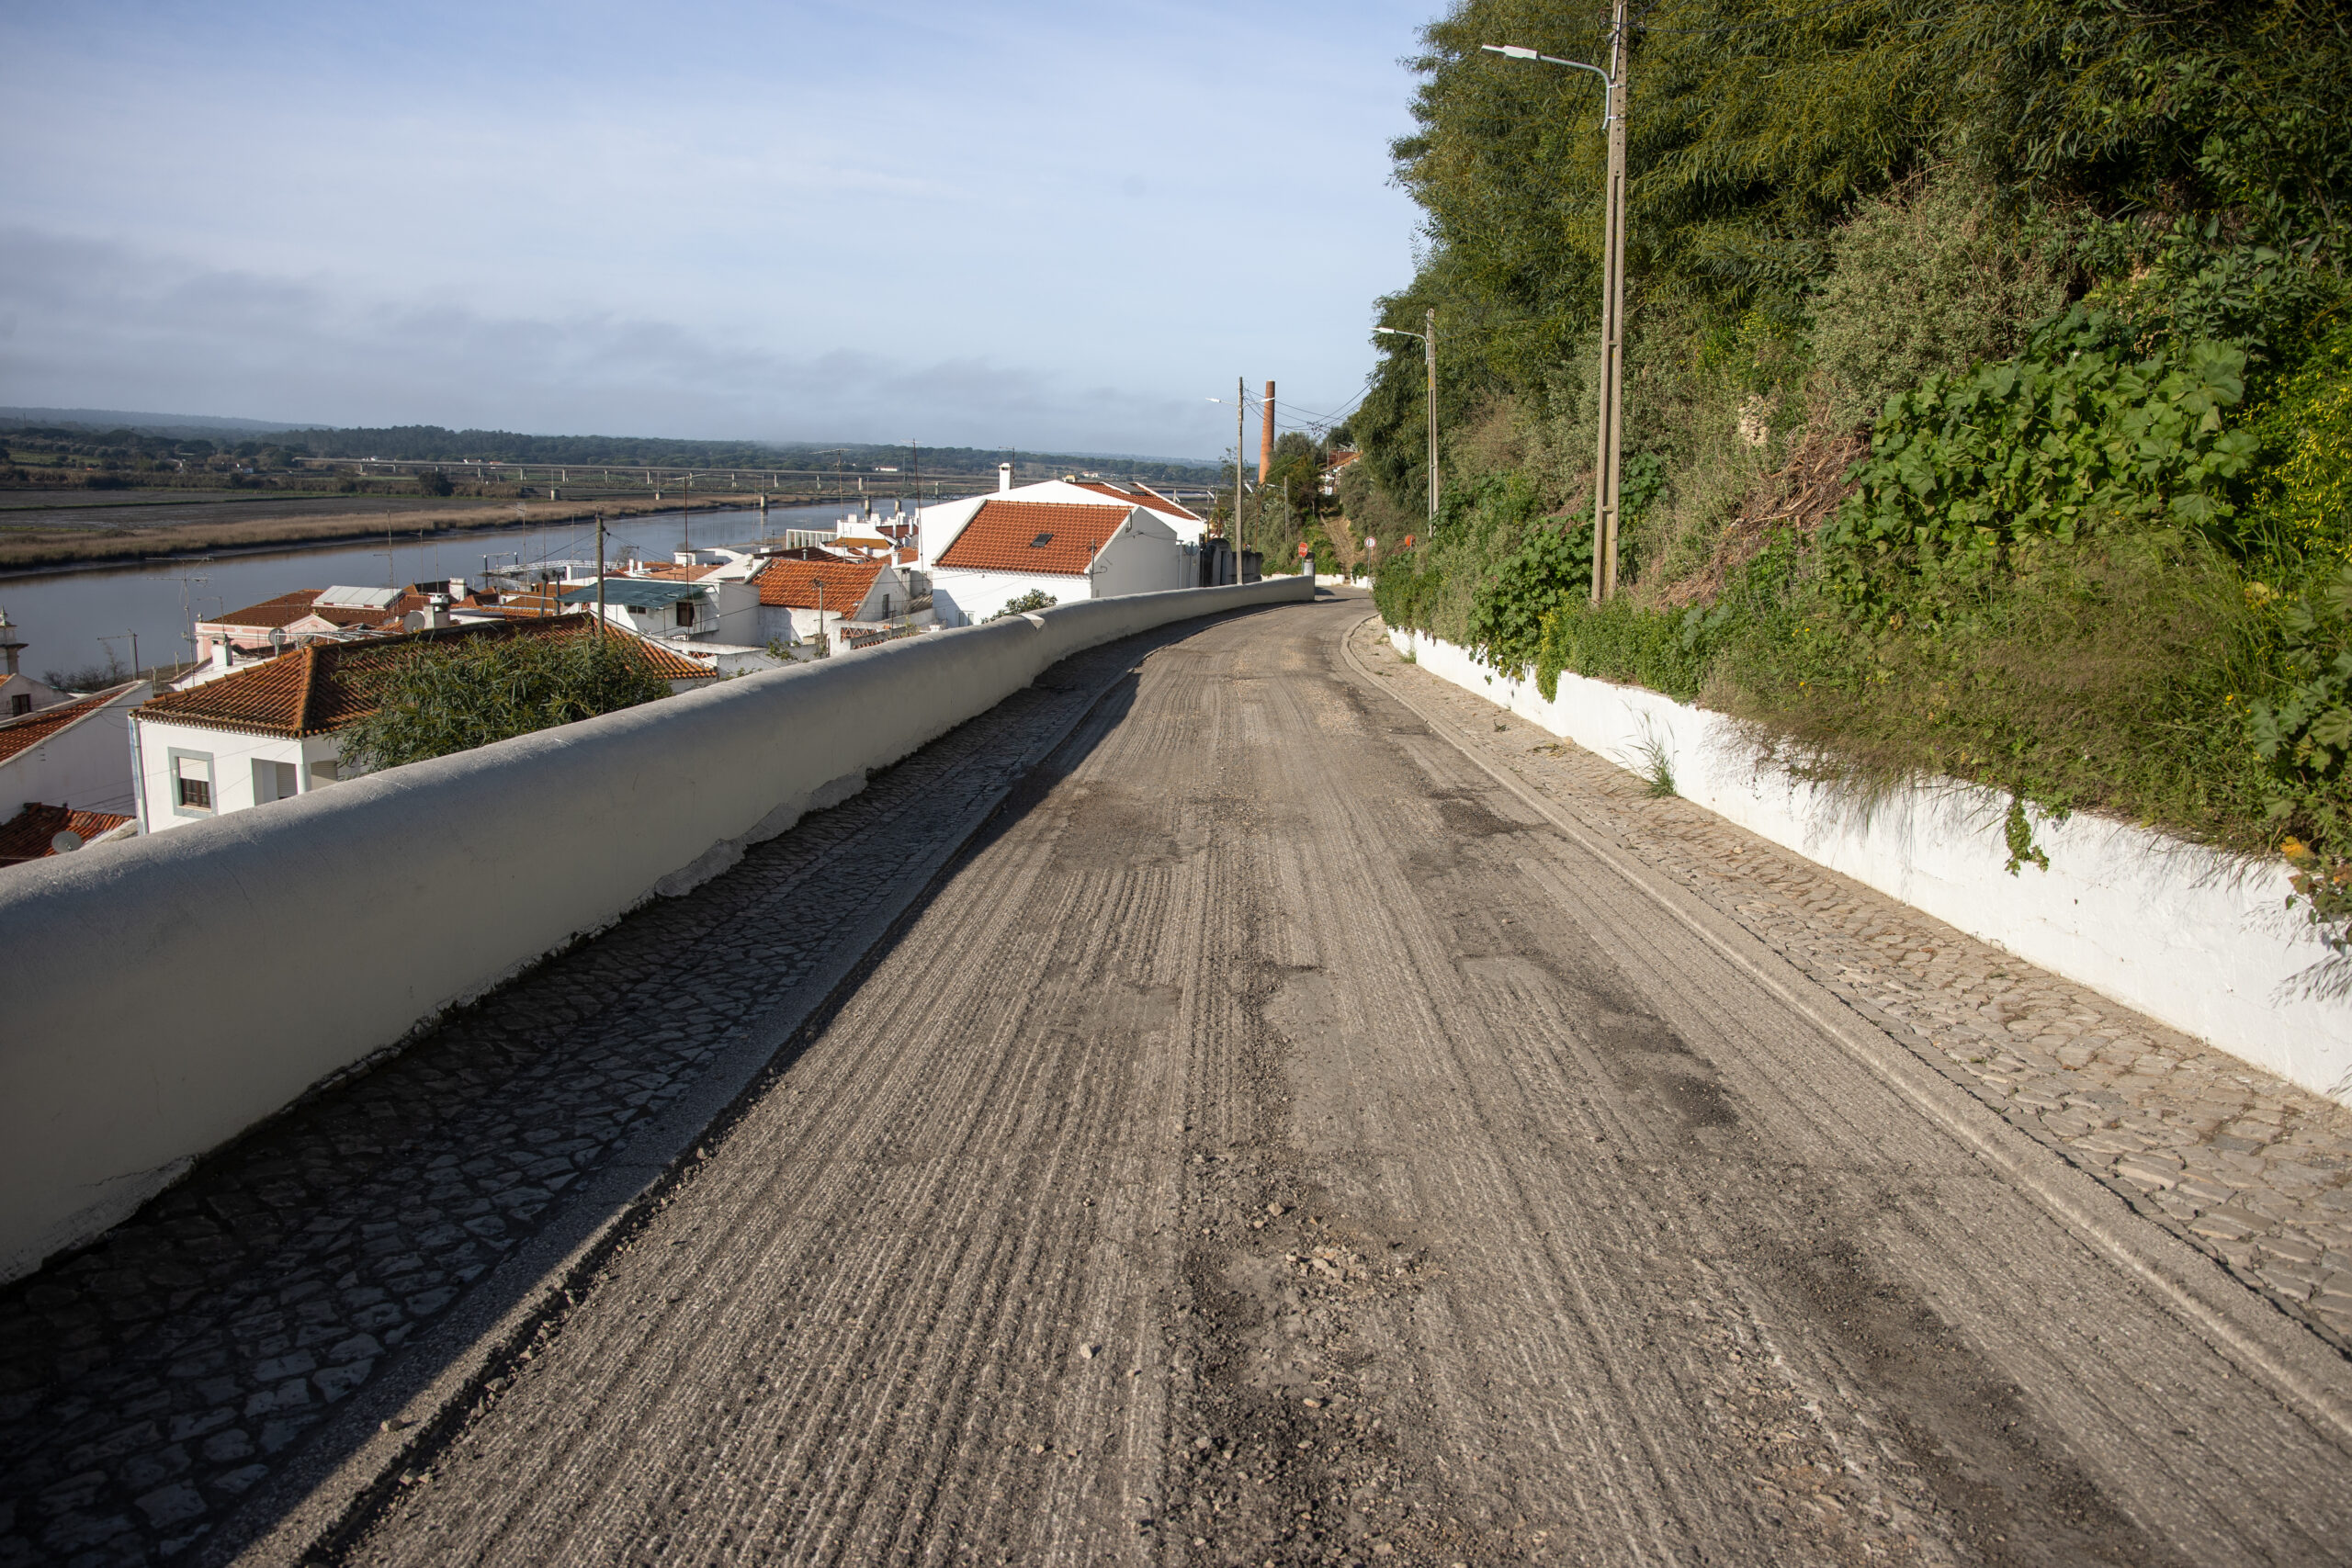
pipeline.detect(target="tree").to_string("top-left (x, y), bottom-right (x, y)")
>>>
top-left (983, 590), bottom-right (1058, 622)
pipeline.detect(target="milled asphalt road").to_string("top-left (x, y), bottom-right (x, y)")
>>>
top-left (339, 592), bottom-right (2352, 1567)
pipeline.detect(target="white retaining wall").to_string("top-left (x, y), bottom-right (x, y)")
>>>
top-left (0, 579), bottom-right (1311, 1282)
top-left (1389, 626), bottom-right (2352, 1110)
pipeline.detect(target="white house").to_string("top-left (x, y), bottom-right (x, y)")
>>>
top-left (0, 679), bottom-right (148, 827)
top-left (916, 473), bottom-right (1211, 561)
top-left (0, 606), bottom-right (76, 719)
top-left (752, 554), bottom-right (917, 646)
top-left (558, 577), bottom-right (763, 646)
top-left (923, 499), bottom-right (1191, 627)
top-left (130, 618), bottom-right (715, 834)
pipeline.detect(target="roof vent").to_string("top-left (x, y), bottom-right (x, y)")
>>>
top-left (1029, 532), bottom-right (1054, 547)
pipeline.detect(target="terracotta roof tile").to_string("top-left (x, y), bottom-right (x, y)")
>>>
top-left (0, 802), bottom-right (133, 865)
top-left (0, 683), bottom-right (140, 764)
top-left (757, 558), bottom-right (886, 609)
top-left (135, 618), bottom-right (710, 739)
top-left (937, 500), bottom-right (1134, 575)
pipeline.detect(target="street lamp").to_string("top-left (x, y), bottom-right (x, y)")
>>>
top-left (1484, 0), bottom-right (1630, 604)
top-left (1374, 310), bottom-right (1441, 525)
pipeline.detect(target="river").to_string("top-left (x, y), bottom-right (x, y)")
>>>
top-left (0, 501), bottom-right (890, 684)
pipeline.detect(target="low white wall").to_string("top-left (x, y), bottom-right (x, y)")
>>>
top-left (0, 578), bottom-right (1311, 1282)
top-left (1389, 626), bottom-right (2352, 1109)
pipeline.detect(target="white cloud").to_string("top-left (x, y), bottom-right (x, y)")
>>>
top-left (0, 226), bottom-right (1217, 454)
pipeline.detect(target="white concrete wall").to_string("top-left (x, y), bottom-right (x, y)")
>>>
top-left (0, 683), bottom-right (145, 819)
top-left (0, 576), bottom-right (1313, 1282)
top-left (928, 570), bottom-right (1081, 629)
top-left (1388, 627), bottom-right (2352, 1110)
top-left (1087, 513), bottom-right (1187, 602)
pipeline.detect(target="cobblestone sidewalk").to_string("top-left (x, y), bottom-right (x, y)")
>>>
top-left (0, 633), bottom-right (1159, 1568)
top-left (1357, 615), bottom-right (2352, 1355)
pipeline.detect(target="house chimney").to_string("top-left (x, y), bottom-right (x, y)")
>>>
top-left (0, 606), bottom-right (22, 677)
top-left (1261, 380), bottom-right (1275, 483)
top-left (998, 462), bottom-right (1013, 493)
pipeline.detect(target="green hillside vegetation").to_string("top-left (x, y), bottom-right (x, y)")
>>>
top-left (1363, 0), bottom-right (2352, 941)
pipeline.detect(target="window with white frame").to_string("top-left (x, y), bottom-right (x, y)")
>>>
top-left (254, 759), bottom-right (298, 802)
top-left (169, 750), bottom-right (215, 816)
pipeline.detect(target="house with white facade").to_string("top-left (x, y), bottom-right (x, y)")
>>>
top-left (752, 554), bottom-right (917, 646)
top-left (0, 606), bottom-right (76, 718)
top-left (558, 577), bottom-right (763, 647)
top-left (915, 474), bottom-right (1210, 560)
top-left (922, 499), bottom-right (1190, 627)
top-left (130, 618), bottom-right (714, 834)
top-left (0, 679), bottom-right (148, 832)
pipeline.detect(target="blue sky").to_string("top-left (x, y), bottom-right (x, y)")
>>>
top-left (0, 1), bottom-right (1435, 459)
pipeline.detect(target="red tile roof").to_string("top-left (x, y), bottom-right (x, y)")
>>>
top-left (757, 557), bottom-right (885, 609)
top-left (0, 802), bottom-right (133, 866)
top-left (0, 682), bottom-right (141, 764)
top-left (1071, 480), bottom-right (1201, 521)
top-left (937, 500), bottom-right (1135, 575)
top-left (135, 618), bottom-right (711, 739)
top-left (208, 590), bottom-right (429, 632)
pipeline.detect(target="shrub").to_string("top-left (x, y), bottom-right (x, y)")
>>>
top-left (1823, 309), bottom-right (2261, 608)
top-left (339, 632), bottom-right (673, 773)
top-left (1808, 175), bottom-right (2071, 430)
top-left (983, 590), bottom-right (1057, 622)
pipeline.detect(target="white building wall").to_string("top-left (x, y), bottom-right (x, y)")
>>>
top-left (926, 570), bottom-right (1084, 628)
top-left (1086, 515), bottom-right (1189, 600)
top-left (0, 684), bottom-right (146, 818)
top-left (133, 719), bottom-right (340, 835)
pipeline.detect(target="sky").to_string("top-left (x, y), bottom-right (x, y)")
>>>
top-left (0, 0), bottom-right (1435, 460)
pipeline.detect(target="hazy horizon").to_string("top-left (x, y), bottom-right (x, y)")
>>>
top-left (0, 1), bottom-right (1430, 459)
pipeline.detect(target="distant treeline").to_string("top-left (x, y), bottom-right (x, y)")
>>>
top-left (0, 419), bottom-right (1221, 485)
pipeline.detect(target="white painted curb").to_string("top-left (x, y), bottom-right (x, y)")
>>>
top-left (0, 579), bottom-right (1311, 1282)
top-left (1387, 626), bottom-right (2352, 1111)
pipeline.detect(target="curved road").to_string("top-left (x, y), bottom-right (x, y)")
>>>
top-left (340, 592), bottom-right (2352, 1567)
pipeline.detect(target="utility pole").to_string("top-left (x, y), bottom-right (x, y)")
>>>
top-left (1236, 376), bottom-right (1249, 558)
top-left (1592, 0), bottom-right (1630, 602)
top-left (1482, 17), bottom-right (1631, 600)
top-left (1423, 308), bottom-right (1440, 524)
top-left (595, 514), bottom-right (607, 640)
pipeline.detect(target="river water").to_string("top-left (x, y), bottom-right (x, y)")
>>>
top-left (0, 501), bottom-right (890, 684)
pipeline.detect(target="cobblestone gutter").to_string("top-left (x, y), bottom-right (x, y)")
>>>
top-left (0, 629), bottom-right (1171, 1568)
top-left (1357, 615), bottom-right (2352, 1357)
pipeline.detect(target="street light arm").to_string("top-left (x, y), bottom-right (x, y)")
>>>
top-left (1480, 42), bottom-right (1611, 127)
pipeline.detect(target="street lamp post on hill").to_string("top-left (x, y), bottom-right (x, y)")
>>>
top-left (1484, 0), bottom-right (1630, 603)
top-left (1373, 310), bottom-right (1441, 527)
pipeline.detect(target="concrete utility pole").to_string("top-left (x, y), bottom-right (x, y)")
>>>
top-left (1236, 375), bottom-right (1249, 553)
top-left (1260, 381), bottom-right (1275, 484)
top-left (595, 515), bottom-right (607, 639)
top-left (1372, 314), bottom-right (1442, 526)
top-left (1593, 0), bottom-right (1630, 603)
top-left (1423, 309), bottom-right (1439, 524)
top-left (1483, 5), bottom-right (1631, 601)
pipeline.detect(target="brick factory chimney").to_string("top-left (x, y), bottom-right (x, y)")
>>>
top-left (1260, 381), bottom-right (1275, 483)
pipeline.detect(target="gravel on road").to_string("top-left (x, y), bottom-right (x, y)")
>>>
top-left (332, 594), bottom-right (2352, 1568)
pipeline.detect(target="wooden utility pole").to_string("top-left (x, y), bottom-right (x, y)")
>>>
top-left (594, 514), bottom-right (607, 638)
top-left (1591, 0), bottom-right (1630, 603)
